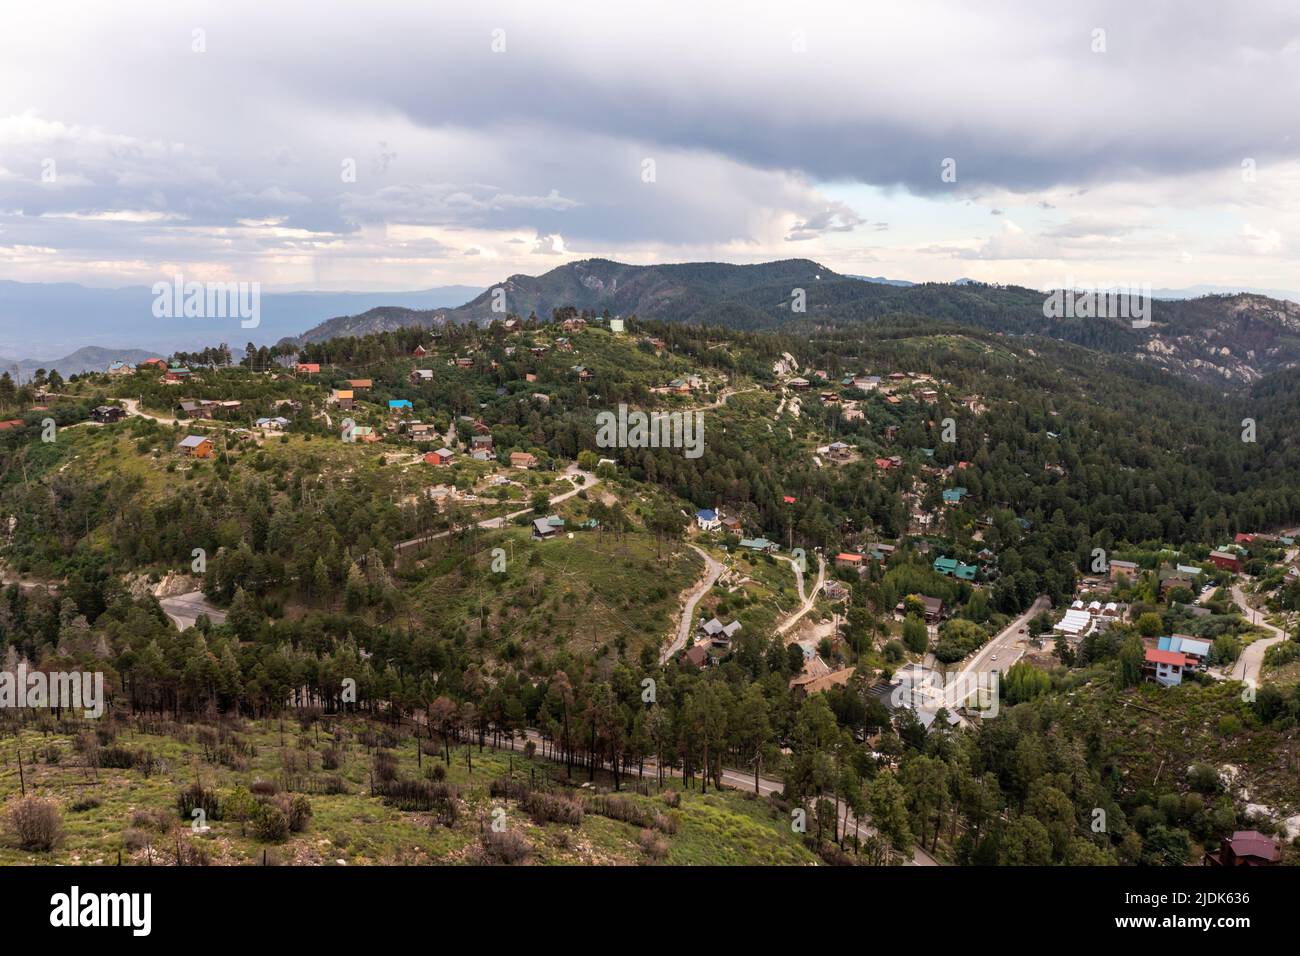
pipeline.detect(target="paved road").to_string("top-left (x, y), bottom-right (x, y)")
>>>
top-left (494, 727), bottom-right (937, 866)
top-left (159, 590), bottom-right (228, 630)
top-left (394, 465), bottom-right (598, 556)
top-left (945, 595), bottom-right (1049, 706)
top-left (1215, 583), bottom-right (1289, 685)
top-left (663, 544), bottom-right (725, 664)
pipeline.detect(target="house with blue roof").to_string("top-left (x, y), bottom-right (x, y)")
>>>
top-left (942, 487), bottom-right (967, 505)
top-left (1157, 635), bottom-right (1212, 665)
top-left (388, 399), bottom-right (413, 413)
top-left (696, 508), bottom-right (720, 531)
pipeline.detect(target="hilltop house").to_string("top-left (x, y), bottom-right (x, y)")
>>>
top-left (331, 389), bottom-right (354, 411)
top-left (91, 405), bottom-right (126, 424)
top-left (177, 435), bottom-right (214, 458)
top-left (294, 363), bottom-right (320, 375)
top-left (695, 509), bottom-right (721, 531)
top-left (346, 379), bottom-right (373, 391)
top-left (388, 399), bottom-right (413, 414)
top-left (424, 448), bottom-right (455, 466)
top-left (510, 451), bottom-right (538, 469)
top-left (409, 369), bottom-right (434, 384)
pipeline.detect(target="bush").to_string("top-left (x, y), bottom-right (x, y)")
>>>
top-left (321, 748), bottom-right (341, 770)
top-left (177, 781), bottom-right (221, 822)
top-left (122, 828), bottom-right (151, 852)
top-left (638, 828), bottom-right (668, 861)
top-left (97, 746), bottom-right (138, 769)
top-left (69, 796), bottom-right (102, 813)
top-left (252, 805), bottom-right (289, 842)
top-left (275, 794), bottom-right (313, 833)
top-left (521, 792), bottom-right (584, 826)
top-left (4, 796), bottom-right (64, 851)
top-left (478, 829), bottom-right (532, 865)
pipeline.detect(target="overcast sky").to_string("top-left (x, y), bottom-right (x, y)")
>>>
top-left (3, 0), bottom-right (1300, 294)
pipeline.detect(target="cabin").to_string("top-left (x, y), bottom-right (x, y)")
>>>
top-left (412, 345), bottom-right (428, 357)
top-left (179, 401), bottom-right (212, 420)
top-left (331, 389), bottom-right (354, 410)
top-left (1204, 831), bottom-right (1281, 867)
top-left (388, 399), bottom-right (414, 414)
top-left (346, 379), bottom-right (373, 390)
top-left (1209, 550), bottom-right (1241, 573)
top-left (1108, 559), bottom-right (1138, 581)
top-left (91, 405), bottom-right (126, 424)
top-left (139, 358), bottom-right (168, 371)
top-left (407, 423), bottom-right (437, 441)
top-left (835, 552), bottom-right (863, 570)
top-left (409, 369), bottom-right (434, 384)
top-left (294, 363), bottom-right (320, 375)
top-left (680, 644), bottom-right (710, 669)
top-left (255, 417), bottom-right (290, 431)
top-left (739, 537), bottom-right (778, 553)
top-left (531, 515), bottom-right (565, 539)
top-left (825, 441), bottom-right (852, 460)
top-left (163, 368), bottom-right (192, 383)
top-left (510, 451), bottom-right (539, 469)
top-left (424, 448), bottom-right (455, 466)
top-left (177, 435), bottom-right (214, 458)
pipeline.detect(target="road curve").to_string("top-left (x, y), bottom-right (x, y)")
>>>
top-left (662, 544), bottom-right (724, 664)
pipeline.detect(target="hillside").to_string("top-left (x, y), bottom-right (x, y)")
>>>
top-left (294, 259), bottom-right (1300, 388)
top-left (2, 314), bottom-right (1298, 869)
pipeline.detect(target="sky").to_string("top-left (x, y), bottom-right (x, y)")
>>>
top-left (2, 0), bottom-right (1300, 296)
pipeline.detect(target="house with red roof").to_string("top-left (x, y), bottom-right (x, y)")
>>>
top-left (1143, 647), bottom-right (1188, 686)
top-left (1205, 830), bottom-right (1281, 866)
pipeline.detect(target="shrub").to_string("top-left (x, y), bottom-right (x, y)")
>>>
top-left (321, 748), bottom-right (341, 770)
top-left (69, 796), bottom-right (102, 813)
top-left (252, 805), bottom-right (289, 842)
top-left (373, 751), bottom-right (398, 784)
top-left (97, 746), bottom-right (138, 769)
top-left (275, 794), bottom-right (313, 833)
top-left (478, 829), bottom-right (532, 865)
top-left (177, 781), bottom-right (221, 822)
top-left (638, 828), bottom-right (668, 861)
top-left (4, 796), bottom-right (64, 851)
top-left (249, 779), bottom-right (279, 797)
top-left (122, 828), bottom-right (151, 852)
top-left (521, 792), bottom-right (584, 826)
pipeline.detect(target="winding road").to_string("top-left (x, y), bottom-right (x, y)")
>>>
top-left (394, 465), bottom-right (598, 558)
top-left (776, 552), bottom-right (827, 636)
top-left (662, 544), bottom-right (725, 664)
top-left (1215, 583), bottom-right (1290, 685)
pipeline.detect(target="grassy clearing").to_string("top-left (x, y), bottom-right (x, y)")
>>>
top-left (0, 715), bottom-right (813, 866)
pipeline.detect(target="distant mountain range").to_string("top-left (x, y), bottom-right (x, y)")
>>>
top-left (0, 346), bottom-right (166, 379)
top-left (292, 258), bottom-right (1300, 387)
top-left (11, 262), bottom-right (1300, 388)
top-left (0, 280), bottom-right (483, 359)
